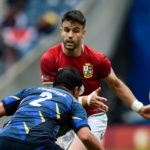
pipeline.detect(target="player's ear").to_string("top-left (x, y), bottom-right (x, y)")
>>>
top-left (81, 28), bottom-right (86, 39)
top-left (73, 86), bottom-right (80, 99)
top-left (79, 85), bottom-right (84, 96)
top-left (83, 28), bottom-right (86, 34)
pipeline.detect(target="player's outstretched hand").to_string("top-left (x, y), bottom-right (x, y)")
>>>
top-left (89, 88), bottom-right (108, 112)
top-left (138, 105), bottom-right (150, 119)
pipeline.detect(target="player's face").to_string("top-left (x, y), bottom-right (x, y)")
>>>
top-left (60, 21), bottom-right (86, 51)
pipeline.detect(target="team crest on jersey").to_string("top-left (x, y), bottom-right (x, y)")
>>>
top-left (83, 63), bottom-right (93, 78)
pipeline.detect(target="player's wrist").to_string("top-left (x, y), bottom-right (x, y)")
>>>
top-left (131, 100), bottom-right (144, 112)
top-left (87, 91), bottom-right (96, 106)
top-left (78, 96), bottom-right (88, 106)
top-left (87, 94), bottom-right (92, 106)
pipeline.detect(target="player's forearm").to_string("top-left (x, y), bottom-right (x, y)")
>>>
top-left (77, 127), bottom-right (105, 150)
top-left (0, 102), bottom-right (6, 117)
top-left (105, 69), bottom-right (144, 112)
top-left (82, 132), bottom-right (105, 150)
top-left (109, 79), bottom-right (144, 112)
top-left (111, 79), bottom-right (136, 106)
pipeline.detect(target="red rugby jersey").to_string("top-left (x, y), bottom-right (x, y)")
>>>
top-left (40, 43), bottom-right (111, 116)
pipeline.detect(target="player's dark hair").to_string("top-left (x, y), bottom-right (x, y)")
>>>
top-left (53, 67), bottom-right (83, 90)
top-left (61, 10), bottom-right (86, 27)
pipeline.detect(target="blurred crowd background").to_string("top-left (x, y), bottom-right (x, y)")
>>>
top-left (0, 0), bottom-right (84, 75)
top-left (0, 0), bottom-right (150, 149)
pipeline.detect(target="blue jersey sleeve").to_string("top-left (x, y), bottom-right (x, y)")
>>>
top-left (2, 89), bottom-right (26, 115)
top-left (71, 101), bottom-right (90, 133)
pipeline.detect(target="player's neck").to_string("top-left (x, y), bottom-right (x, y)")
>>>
top-left (55, 85), bottom-right (74, 96)
top-left (62, 43), bottom-right (83, 57)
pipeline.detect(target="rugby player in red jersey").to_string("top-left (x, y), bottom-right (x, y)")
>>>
top-left (40, 10), bottom-right (150, 150)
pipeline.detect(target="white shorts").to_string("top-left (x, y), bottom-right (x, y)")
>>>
top-left (61, 113), bottom-right (108, 149)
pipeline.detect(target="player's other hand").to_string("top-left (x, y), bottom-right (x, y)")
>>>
top-left (89, 88), bottom-right (108, 112)
top-left (138, 105), bottom-right (150, 119)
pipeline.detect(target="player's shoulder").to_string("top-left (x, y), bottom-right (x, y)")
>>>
top-left (41, 43), bottom-right (62, 60)
top-left (48, 43), bottom-right (62, 51)
top-left (84, 44), bottom-right (106, 58)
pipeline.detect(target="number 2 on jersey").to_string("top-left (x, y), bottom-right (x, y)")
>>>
top-left (29, 92), bottom-right (52, 107)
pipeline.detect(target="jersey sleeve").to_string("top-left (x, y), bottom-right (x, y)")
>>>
top-left (2, 89), bottom-right (26, 115)
top-left (40, 50), bottom-right (57, 86)
top-left (99, 54), bottom-right (111, 78)
top-left (70, 101), bottom-right (90, 133)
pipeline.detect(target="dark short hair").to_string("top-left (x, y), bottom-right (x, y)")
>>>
top-left (61, 10), bottom-right (86, 27)
top-left (53, 67), bottom-right (83, 90)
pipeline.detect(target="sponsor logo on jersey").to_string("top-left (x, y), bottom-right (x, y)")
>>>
top-left (83, 63), bottom-right (93, 78)
top-left (42, 75), bottom-right (50, 81)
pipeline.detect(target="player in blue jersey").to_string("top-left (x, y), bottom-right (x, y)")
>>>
top-left (0, 67), bottom-right (105, 150)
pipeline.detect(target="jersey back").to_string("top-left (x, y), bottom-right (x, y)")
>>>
top-left (0, 87), bottom-right (89, 144)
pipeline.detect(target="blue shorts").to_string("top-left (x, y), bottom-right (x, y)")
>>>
top-left (0, 136), bottom-right (64, 150)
